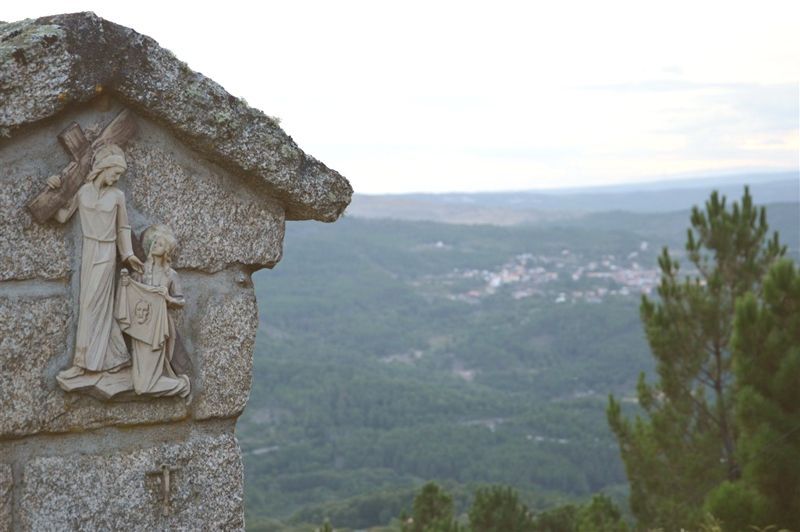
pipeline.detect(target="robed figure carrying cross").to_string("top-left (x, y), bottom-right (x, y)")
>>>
top-left (31, 110), bottom-right (145, 384)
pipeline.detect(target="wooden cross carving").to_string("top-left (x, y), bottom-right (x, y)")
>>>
top-left (26, 108), bottom-right (138, 223)
top-left (147, 463), bottom-right (181, 516)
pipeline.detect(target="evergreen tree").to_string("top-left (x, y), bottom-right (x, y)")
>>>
top-left (530, 496), bottom-right (627, 532)
top-left (316, 518), bottom-right (334, 532)
top-left (531, 503), bottom-right (578, 532)
top-left (607, 188), bottom-right (784, 529)
top-left (575, 495), bottom-right (628, 532)
top-left (407, 482), bottom-right (458, 532)
top-left (705, 259), bottom-right (800, 530)
top-left (468, 485), bottom-right (535, 532)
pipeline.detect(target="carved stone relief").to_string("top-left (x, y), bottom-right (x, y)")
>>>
top-left (2, 13), bottom-right (351, 530)
top-left (28, 109), bottom-right (191, 400)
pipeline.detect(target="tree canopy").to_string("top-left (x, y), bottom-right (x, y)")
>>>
top-left (607, 188), bottom-right (785, 529)
top-left (705, 258), bottom-right (800, 530)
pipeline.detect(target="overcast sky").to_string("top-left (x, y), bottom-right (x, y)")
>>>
top-left (4, 1), bottom-right (799, 194)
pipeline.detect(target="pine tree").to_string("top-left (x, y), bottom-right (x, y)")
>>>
top-left (531, 504), bottom-right (579, 532)
top-left (575, 495), bottom-right (628, 532)
top-left (468, 486), bottom-right (535, 532)
top-left (705, 259), bottom-right (800, 530)
top-left (407, 482), bottom-right (458, 532)
top-left (606, 188), bottom-right (784, 529)
top-left (530, 497), bottom-right (627, 532)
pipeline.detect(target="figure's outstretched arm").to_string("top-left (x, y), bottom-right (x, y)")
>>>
top-left (115, 194), bottom-right (143, 273)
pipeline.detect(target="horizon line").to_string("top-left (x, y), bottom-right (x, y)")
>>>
top-left (354, 168), bottom-right (799, 197)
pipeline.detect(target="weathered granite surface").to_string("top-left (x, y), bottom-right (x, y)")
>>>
top-left (1, 295), bottom-right (72, 436)
top-left (0, 12), bottom-right (352, 222)
top-left (0, 294), bottom-right (188, 438)
top-left (0, 10), bottom-right (352, 530)
top-left (0, 463), bottom-right (11, 532)
top-left (0, 104), bottom-right (80, 282)
top-left (191, 284), bottom-right (257, 420)
top-left (0, 104), bottom-right (284, 280)
top-left (18, 432), bottom-right (243, 531)
top-left (126, 114), bottom-right (284, 272)
top-left (0, 167), bottom-right (72, 282)
top-left (0, 269), bottom-right (257, 438)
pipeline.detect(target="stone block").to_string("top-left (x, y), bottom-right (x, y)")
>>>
top-left (1, 294), bottom-right (70, 437)
top-left (0, 295), bottom-right (188, 439)
top-left (0, 10), bottom-right (351, 531)
top-left (1, 104), bottom-right (284, 279)
top-left (0, 166), bottom-right (72, 282)
top-left (1, 13), bottom-right (352, 222)
top-left (1, 271), bottom-right (258, 439)
top-left (0, 463), bottom-right (11, 532)
top-left (191, 286), bottom-right (257, 420)
top-left (19, 432), bottom-right (243, 531)
top-left (125, 119), bottom-right (285, 273)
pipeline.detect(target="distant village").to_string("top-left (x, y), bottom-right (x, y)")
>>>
top-left (415, 240), bottom-right (668, 304)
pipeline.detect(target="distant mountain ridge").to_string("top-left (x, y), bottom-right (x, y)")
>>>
top-left (347, 171), bottom-right (798, 224)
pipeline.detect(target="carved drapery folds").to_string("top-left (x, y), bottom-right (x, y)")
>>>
top-left (32, 110), bottom-right (191, 400)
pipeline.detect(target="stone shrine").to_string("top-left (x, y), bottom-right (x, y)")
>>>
top-left (0, 12), bottom-right (352, 530)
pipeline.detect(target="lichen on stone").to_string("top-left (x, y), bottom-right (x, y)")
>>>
top-left (0, 12), bottom-right (352, 221)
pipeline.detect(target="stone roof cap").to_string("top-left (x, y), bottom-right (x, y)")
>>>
top-left (0, 12), bottom-right (352, 222)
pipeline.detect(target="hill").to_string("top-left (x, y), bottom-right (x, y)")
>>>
top-left (240, 199), bottom-right (799, 529)
top-left (347, 172), bottom-right (798, 224)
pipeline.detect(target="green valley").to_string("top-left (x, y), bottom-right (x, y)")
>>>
top-left (240, 196), bottom-right (799, 530)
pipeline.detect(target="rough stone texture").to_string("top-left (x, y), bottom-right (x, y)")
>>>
top-left (0, 463), bottom-right (11, 532)
top-left (19, 432), bottom-right (243, 531)
top-left (0, 189), bottom-right (68, 282)
top-left (0, 161), bottom-right (72, 282)
top-left (126, 115), bottom-right (284, 272)
top-left (0, 295), bottom-right (189, 439)
top-left (1, 294), bottom-right (71, 436)
top-left (0, 269), bottom-right (259, 438)
top-left (0, 105), bottom-right (82, 282)
top-left (0, 104), bottom-right (284, 279)
top-left (0, 12), bottom-right (352, 222)
top-left (0, 11), bottom-right (351, 531)
top-left (191, 285), bottom-right (257, 420)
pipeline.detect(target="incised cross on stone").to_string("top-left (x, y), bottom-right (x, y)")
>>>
top-left (147, 463), bottom-right (181, 516)
top-left (26, 108), bottom-right (137, 223)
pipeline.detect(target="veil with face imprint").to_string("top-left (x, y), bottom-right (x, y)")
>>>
top-left (116, 224), bottom-right (190, 398)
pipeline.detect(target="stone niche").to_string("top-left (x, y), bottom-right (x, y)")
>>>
top-left (0, 12), bottom-right (351, 532)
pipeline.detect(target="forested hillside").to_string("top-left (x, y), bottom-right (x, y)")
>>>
top-left (240, 200), bottom-right (799, 530)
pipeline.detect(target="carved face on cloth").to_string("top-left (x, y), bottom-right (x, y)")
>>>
top-left (134, 300), bottom-right (151, 324)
